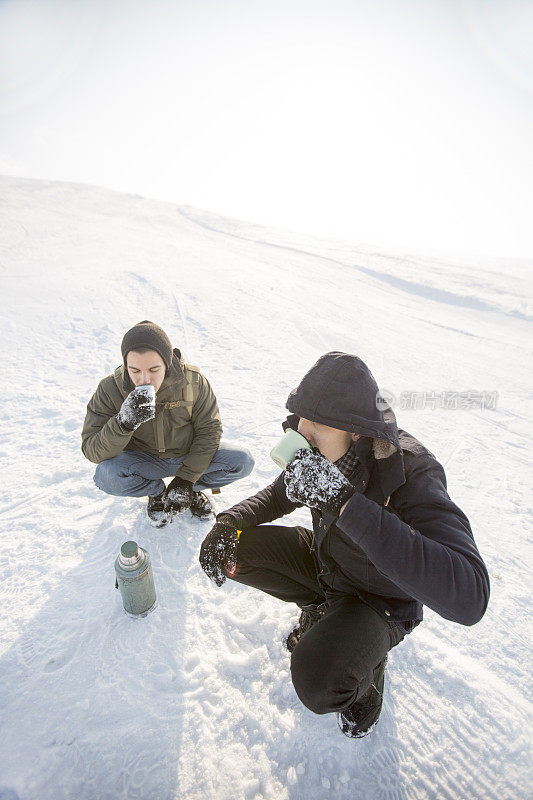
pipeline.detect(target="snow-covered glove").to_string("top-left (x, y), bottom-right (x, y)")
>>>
top-left (164, 476), bottom-right (194, 513)
top-left (117, 386), bottom-right (156, 431)
top-left (284, 448), bottom-right (355, 515)
top-left (199, 516), bottom-right (239, 587)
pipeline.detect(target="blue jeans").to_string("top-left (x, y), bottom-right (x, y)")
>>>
top-left (93, 441), bottom-right (254, 497)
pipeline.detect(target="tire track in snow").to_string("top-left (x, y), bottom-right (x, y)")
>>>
top-left (391, 639), bottom-right (529, 800)
top-left (173, 292), bottom-right (191, 357)
top-left (175, 208), bottom-right (533, 322)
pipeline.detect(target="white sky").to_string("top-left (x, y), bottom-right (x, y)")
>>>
top-left (1, 0), bottom-right (532, 259)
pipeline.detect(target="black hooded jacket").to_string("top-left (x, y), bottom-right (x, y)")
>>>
top-left (221, 353), bottom-right (490, 627)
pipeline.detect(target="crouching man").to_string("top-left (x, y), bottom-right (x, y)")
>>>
top-left (81, 320), bottom-right (254, 527)
top-left (199, 352), bottom-right (489, 738)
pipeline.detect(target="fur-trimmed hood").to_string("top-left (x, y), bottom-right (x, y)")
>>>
top-left (285, 352), bottom-right (400, 457)
top-left (284, 352), bottom-right (405, 499)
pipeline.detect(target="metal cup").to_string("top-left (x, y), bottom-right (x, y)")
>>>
top-left (136, 384), bottom-right (156, 402)
top-left (270, 428), bottom-right (312, 469)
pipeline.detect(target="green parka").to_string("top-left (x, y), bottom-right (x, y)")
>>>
top-left (81, 349), bottom-right (222, 483)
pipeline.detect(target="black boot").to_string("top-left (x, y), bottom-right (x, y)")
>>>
top-left (337, 656), bottom-right (388, 738)
top-left (190, 491), bottom-right (214, 519)
top-left (147, 491), bottom-right (170, 528)
top-left (286, 603), bottom-right (326, 653)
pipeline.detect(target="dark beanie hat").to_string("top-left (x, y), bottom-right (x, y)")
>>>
top-left (121, 321), bottom-right (173, 370)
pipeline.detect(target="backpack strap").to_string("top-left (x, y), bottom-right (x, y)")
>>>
top-left (155, 365), bottom-right (199, 452)
top-left (181, 364), bottom-right (200, 418)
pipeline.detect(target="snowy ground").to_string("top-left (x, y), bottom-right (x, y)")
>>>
top-left (0, 175), bottom-right (531, 800)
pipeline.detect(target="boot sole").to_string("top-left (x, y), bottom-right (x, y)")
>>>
top-left (148, 515), bottom-right (171, 528)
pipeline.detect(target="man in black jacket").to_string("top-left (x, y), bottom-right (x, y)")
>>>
top-left (199, 353), bottom-right (490, 738)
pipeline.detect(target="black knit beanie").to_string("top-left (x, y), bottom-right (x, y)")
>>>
top-left (121, 321), bottom-right (173, 371)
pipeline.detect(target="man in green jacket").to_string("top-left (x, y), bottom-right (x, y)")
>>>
top-left (81, 320), bottom-right (254, 527)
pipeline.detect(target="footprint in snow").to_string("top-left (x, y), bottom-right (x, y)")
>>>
top-left (16, 601), bottom-right (88, 674)
top-left (364, 747), bottom-right (407, 800)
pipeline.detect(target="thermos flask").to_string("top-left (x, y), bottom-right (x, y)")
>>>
top-left (114, 540), bottom-right (157, 617)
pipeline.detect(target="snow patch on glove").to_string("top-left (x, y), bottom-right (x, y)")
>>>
top-left (199, 520), bottom-right (239, 587)
top-left (117, 385), bottom-right (156, 431)
top-left (284, 448), bottom-right (355, 513)
top-left (164, 477), bottom-right (194, 513)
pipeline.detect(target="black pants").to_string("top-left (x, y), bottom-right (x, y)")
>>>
top-left (229, 524), bottom-right (407, 714)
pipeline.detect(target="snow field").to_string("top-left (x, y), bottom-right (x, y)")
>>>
top-left (0, 175), bottom-right (531, 799)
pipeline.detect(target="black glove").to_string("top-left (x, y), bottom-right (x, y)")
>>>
top-left (199, 516), bottom-right (239, 587)
top-left (284, 448), bottom-right (355, 515)
top-left (164, 476), bottom-right (194, 513)
top-left (117, 386), bottom-right (156, 431)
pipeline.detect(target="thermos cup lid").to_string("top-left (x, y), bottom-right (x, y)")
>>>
top-left (119, 540), bottom-right (143, 568)
top-left (121, 541), bottom-right (139, 558)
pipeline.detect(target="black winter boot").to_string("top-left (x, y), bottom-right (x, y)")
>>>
top-left (147, 491), bottom-right (170, 528)
top-left (337, 656), bottom-right (388, 738)
top-left (286, 603), bottom-right (326, 653)
top-left (190, 491), bottom-right (214, 519)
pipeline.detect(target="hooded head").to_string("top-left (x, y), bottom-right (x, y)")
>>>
top-left (121, 321), bottom-right (173, 373)
top-left (285, 352), bottom-right (399, 459)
